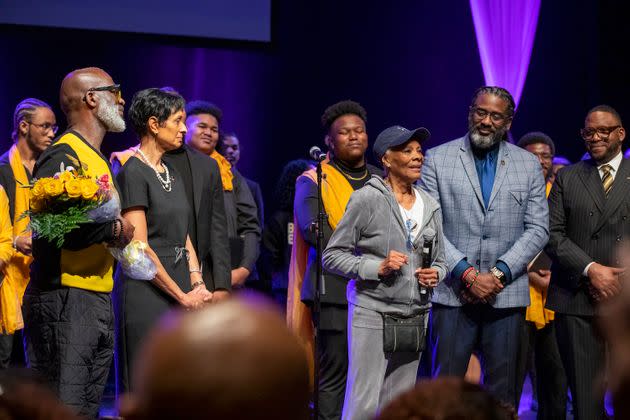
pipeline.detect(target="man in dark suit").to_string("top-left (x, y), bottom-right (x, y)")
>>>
top-left (164, 144), bottom-right (232, 299)
top-left (546, 104), bottom-right (629, 419)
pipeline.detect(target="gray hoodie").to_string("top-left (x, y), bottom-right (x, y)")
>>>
top-left (323, 175), bottom-right (448, 316)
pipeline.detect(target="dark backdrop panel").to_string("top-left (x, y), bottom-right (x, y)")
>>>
top-left (0, 0), bottom-right (628, 216)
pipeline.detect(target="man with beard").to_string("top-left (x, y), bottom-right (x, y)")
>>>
top-left (546, 105), bottom-right (629, 419)
top-left (420, 86), bottom-right (548, 409)
top-left (0, 98), bottom-right (56, 369)
top-left (22, 67), bottom-right (134, 418)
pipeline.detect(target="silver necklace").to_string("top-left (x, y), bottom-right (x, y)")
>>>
top-left (136, 149), bottom-right (172, 192)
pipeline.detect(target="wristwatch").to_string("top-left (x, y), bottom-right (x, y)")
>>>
top-left (490, 266), bottom-right (505, 284)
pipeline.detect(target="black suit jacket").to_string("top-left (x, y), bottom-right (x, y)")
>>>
top-left (546, 158), bottom-right (630, 316)
top-left (164, 146), bottom-right (231, 291)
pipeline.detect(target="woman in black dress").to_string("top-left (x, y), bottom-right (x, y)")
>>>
top-left (115, 88), bottom-right (212, 390)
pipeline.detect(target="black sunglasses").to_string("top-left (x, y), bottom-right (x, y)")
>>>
top-left (83, 84), bottom-right (122, 102)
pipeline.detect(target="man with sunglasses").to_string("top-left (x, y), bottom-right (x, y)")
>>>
top-left (22, 67), bottom-right (134, 418)
top-left (420, 86), bottom-right (549, 409)
top-left (0, 98), bottom-right (56, 370)
top-left (546, 104), bottom-right (629, 419)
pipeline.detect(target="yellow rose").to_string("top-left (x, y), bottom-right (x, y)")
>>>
top-left (65, 179), bottom-right (83, 198)
top-left (58, 171), bottom-right (75, 183)
top-left (80, 178), bottom-right (100, 200)
top-left (30, 197), bottom-right (44, 213)
top-left (43, 178), bottom-right (64, 197)
top-left (30, 180), bottom-right (46, 200)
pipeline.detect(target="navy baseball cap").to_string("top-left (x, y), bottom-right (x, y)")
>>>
top-left (373, 125), bottom-right (431, 161)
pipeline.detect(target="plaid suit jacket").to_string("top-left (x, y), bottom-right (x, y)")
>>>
top-left (420, 135), bottom-right (549, 308)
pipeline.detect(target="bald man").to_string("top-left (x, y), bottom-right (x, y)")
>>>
top-left (120, 296), bottom-right (310, 420)
top-left (22, 67), bottom-right (134, 418)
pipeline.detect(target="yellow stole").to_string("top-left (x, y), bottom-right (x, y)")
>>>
top-left (286, 163), bottom-right (354, 388)
top-left (526, 181), bottom-right (555, 329)
top-left (0, 146), bottom-right (34, 334)
top-left (109, 145), bottom-right (139, 167)
top-left (55, 133), bottom-right (115, 293)
top-left (209, 150), bottom-right (233, 191)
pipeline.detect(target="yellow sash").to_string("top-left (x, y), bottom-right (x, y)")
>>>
top-left (526, 182), bottom-right (555, 329)
top-left (209, 150), bottom-right (233, 191)
top-left (286, 163), bottom-right (354, 388)
top-left (109, 145), bottom-right (138, 167)
top-left (0, 146), bottom-right (34, 334)
top-left (55, 133), bottom-right (115, 293)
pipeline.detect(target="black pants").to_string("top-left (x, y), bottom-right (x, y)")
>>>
top-left (430, 304), bottom-right (526, 409)
top-left (23, 287), bottom-right (114, 419)
top-left (0, 333), bottom-right (12, 369)
top-left (555, 314), bottom-right (606, 420)
top-left (317, 305), bottom-right (348, 420)
top-left (523, 321), bottom-right (568, 420)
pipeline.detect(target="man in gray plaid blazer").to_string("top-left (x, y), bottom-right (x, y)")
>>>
top-left (420, 86), bottom-right (549, 409)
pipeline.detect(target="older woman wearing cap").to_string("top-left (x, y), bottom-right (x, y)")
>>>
top-left (323, 125), bottom-right (448, 420)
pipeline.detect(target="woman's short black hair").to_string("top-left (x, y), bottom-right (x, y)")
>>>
top-left (128, 87), bottom-right (186, 138)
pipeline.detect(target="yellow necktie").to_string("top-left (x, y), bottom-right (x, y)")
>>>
top-left (601, 164), bottom-right (614, 195)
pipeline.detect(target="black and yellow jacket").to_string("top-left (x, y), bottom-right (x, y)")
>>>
top-left (30, 131), bottom-right (117, 292)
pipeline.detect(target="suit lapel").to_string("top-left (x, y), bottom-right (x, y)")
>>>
top-left (185, 147), bottom-right (203, 218)
top-left (578, 160), bottom-right (605, 213)
top-left (487, 141), bottom-right (509, 209)
top-left (459, 138), bottom-right (485, 210)
top-left (593, 158), bottom-right (630, 233)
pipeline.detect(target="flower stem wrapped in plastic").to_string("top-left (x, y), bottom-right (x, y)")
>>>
top-left (110, 240), bottom-right (157, 281)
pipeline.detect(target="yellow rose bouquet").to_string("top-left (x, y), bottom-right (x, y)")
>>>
top-left (24, 166), bottom-right (116, 247)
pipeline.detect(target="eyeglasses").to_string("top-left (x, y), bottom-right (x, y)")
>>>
top-left (580, 126), bottom-right (621, 141)
top-left (470, 107), bottom-right (511, 124)
top-left (28, 122), bottom-right (58, 134)
top-left (532, 152), bottom-right (553, 161)
top-left (83, 84), bottom-right (122, 102)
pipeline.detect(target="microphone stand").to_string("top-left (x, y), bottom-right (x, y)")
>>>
top-left (311, 159), bottom-right (327, 420)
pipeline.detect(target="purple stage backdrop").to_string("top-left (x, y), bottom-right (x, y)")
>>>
top-left (470, 0), bottom-right (541, 109)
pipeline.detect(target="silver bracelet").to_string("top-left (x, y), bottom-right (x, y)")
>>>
top-left (189, 262), bottom-right (203, 274)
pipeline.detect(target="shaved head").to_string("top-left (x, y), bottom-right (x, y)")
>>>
top-left (60, 67), bottom-right (113, 115)
top-left (123, 295), bottom-right (310, 420)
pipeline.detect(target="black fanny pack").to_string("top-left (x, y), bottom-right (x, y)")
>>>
top-left (382, 311), bottom-right (428, 353)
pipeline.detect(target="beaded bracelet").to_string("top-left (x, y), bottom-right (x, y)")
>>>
top-left (461, 266), bottom-right (475, 282)
top-left (191, 280), bottom-right (205, 289)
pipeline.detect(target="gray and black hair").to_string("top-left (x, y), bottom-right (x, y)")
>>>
top-left (12, 98), bottom-right (53, 142)
top-left (586, 104), bottom-right (623, 126)
top-left (127, 87), bottom-right (186, 138)
top-left (470, 86), bottom-right (516, 117)
top-left (517, 131), bottom-right (556, 156)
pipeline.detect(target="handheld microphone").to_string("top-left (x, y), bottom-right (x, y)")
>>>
top-left (420, 227), bottom-right (436, 295)
top-left (309, 146), bottom-right (327, 162)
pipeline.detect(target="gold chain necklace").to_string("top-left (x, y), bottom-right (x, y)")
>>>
top-left (336, 165), bottom-right (368, 181)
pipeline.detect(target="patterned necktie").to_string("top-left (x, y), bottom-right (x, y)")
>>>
top-left (601, 164), bottom-right (614, 195)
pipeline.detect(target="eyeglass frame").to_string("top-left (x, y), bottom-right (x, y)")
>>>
top-left (28, 122), bottom-right (59, 135)
top-left (580, 125), bottom-right (622, 141)
top-left (469, 106), bottom-right (512, 125)
top-left (83, 84), bottom-right (122, 102)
